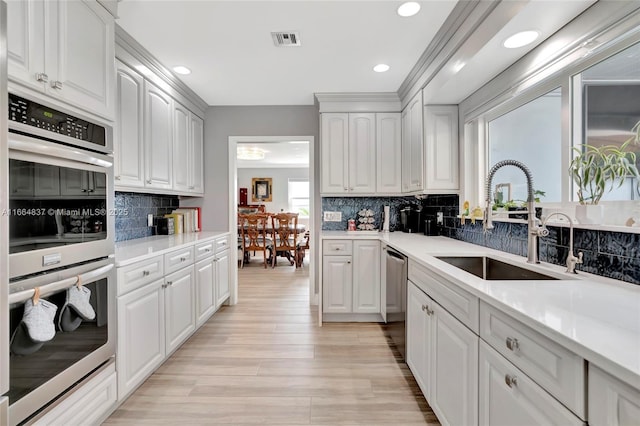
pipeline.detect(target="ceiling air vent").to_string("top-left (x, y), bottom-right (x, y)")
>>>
top-left (271, 31), bottom-right (301, 47)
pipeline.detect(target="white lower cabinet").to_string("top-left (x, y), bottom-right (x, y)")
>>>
top-left (33, 363), bottom-right (117, 426)
top-left (117, 278), bottom-right (165, 400)
top-left (479, 340), bottom-right (582, 426)
top-left (322, 240), bottom-right (381, 318)
top-left (215, 249), bottom-right (230, 308)
top-left (1, 397), bottom-right (7, 426)
top-left (195, 257), bottom-right (215, 327)
top-left (164, 266), bottom-right (196, 355)
top-left (407, 281), bottom-right (478, 426)
top-left (589, 365), bottom-right (640, 426)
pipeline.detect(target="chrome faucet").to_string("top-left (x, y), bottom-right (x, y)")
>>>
top-left (484, 160), bottom-right (542, 264)
top-left (540, 212), bottom-right (583, 274)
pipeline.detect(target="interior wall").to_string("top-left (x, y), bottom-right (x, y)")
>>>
top-left (237, 167), bottom-right (309, 226)
top-left (181, 105), bottom-right (320, 232)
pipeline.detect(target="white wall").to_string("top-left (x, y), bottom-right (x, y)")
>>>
top-left (237, 167), bottom-right (309, 225)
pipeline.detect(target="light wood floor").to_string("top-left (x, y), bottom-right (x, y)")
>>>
top-left (105, 255), bottom-right (440, 425)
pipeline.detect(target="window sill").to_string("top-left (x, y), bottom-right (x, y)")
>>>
top-left (469, 215), bottom-right (640, 234)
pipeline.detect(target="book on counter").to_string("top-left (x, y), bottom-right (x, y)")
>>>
top-left (164, 213), bottom-right (184, 234)
top-left (174, 207), bottom-right (201, 232)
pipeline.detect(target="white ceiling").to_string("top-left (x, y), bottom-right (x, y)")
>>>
top-left (117, 1), bottom-right (597, 107)
top-left (237, 141), bottom-right (310, 168)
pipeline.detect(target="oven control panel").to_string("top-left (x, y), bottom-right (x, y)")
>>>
top-left (8, 93), bottom-right (106, 146)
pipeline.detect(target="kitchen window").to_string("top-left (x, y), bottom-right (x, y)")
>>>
top-left (288, 179), bottom-right (309, 217)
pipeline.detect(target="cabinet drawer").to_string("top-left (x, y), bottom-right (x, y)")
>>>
top-left (589, 365), bottom-right (640, 426)
top-left (479, 341), bottom-right (582, 426)
top-left (409, 260), bottom-right (479, 333)
top-left (194, 240), bottom-right (215, 260)
top-left (480, 302), bottom-right (585, 419)
top-left (214, 235), bottom-right (231, 253)
top-left (117, 255), bottom-right (164, 296)
top-left (164, 246), bottom-right (195, 274)
top-left (323, 240), bottom-right (353, 255)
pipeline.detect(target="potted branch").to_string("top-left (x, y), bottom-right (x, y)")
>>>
top-left (569, 123), bottom-right (640, 223)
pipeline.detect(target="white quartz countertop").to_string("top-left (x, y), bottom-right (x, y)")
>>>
top-left (115, 231), bottom-right (229, 267)
top-left (321, 231), bottom-right (640, 389)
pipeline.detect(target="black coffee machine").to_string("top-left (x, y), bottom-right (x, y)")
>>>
top-left (399, 206), bottom-right (424, 233)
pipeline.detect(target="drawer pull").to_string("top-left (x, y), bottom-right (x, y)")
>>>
top-left (334, 248), bottom-right (341, 251)
top-left (166, 281), bottom-right (173, 286)
top-left (425, 306), bottom-right (434, 316)
top-left (205, 248), bottom-right (211, 253)
top-left (505, 374), bottom-right (518, 388)
top-left (220, 242), bottom-right (227, 246)
top-left (142, 270), bottom-right (150, 276)
top-left (506, 337), bottom-right (520, 352)
top-left (180, 257), bottom-right (186, 262)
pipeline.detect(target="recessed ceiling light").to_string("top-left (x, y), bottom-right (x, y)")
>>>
top-left (373, 64), bottom-right (390, 73)
top-left (173, 66), bottom-right (191, 75)
top-left (503, 31), bottom-right (540, 49)
top-left (397, 2), bottom-right (421, 17)
top-left (452, 61), bottom-right (466, 73)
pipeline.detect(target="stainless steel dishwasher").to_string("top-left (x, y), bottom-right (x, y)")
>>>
top-left (385, 247), bottom-right (408, 360)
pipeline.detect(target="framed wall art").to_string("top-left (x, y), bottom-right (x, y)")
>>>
top-left (251, 177), bottom-right (272, 202)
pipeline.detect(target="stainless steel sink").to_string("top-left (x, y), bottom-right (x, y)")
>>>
top-left (436, 256), bottom-right (559, 280)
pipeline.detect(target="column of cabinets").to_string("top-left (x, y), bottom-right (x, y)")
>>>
top-left (116, 235), bottom-right (230, 401)
top-left (7, 0), bottom-right (115, 120)
top-left (320, 113), bottom-right (401, 195)
top-left (322, 239), bottom-right (381, 318)
top-left (401, 92), bottom-right (424, 193)
top-left (114, 60), bottom-right (204, 195)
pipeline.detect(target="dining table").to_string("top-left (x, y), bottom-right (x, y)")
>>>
top-left (237, 221), bottom-right (307, 266)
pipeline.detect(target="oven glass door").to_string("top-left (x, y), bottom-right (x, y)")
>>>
top-left (9, 158), bottom-right (108, 254)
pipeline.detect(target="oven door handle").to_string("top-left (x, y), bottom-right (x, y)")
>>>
top-left (8, 263), bottom-right (114, 305)
top-left (9, 132), bottom-right (112, 168)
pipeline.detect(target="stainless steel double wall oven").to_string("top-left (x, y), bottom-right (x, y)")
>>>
top-left (4, 93), bottom-right (116, 425)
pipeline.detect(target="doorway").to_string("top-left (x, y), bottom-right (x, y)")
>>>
top-left (228, 136), bottom-right (315, 305)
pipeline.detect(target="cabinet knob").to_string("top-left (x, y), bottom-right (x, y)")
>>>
top-left (35, 72), bottom-right (48, 83)
top-left (50, 80), bottom-right (63, 90)
top-left (506, 337), bottom-right (520, 352)
top-left (504, 374), bottom-right (518, 388)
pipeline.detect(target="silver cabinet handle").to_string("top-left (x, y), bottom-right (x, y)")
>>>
top-left (188, 186), bottom-right (195, 190)
top-left (50, 80), bottom-right (63, 90)
top-left (36, 72), bottom-right (48, 82)
top-left (505, 374), bottom-right (518, 388)
top-left (425, 306), bottom-right (434, 316)
top-left (142, 270), bottom-right (150, 276)
top-left (162, 283), bottom-right (168, 289)
top-left (221, 242), bottom-right (227, 246)
top-left (506, 337), bottom-right (520, 352)
top-left (115, 175), bottom-right (121, 180)
top-left (180, 257), bottom-right (186, 262)
top-left (205, 248), bottom-right (211, 253)
top-left (334, 248), bottom-right (340, 251)
top-left (146, 180), bottom-right (152, 184)
top-left (213, 258), bottom-right (218, 262)
top-left (349, 187), bottom-right (354, 191)
top-left (166, 281), bottom-right (173, 286)
top-left (347, 261), bottom-right (351, 264)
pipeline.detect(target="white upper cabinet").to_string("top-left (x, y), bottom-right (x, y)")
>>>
top-left (7, 0), bottom-right (115, 120)
top-left (376, 113), bottom-right (402, 193)
top-left (144, 81), bottom-right (173, 190)
top-left (401, 92), bottom-right (424, 193)
top-left (424, 105), bottom-right (459, 192)
top-left (189, 113), bottom-right (205, 194)
top-left (115, 60), bottom-right (144, 188)
top-left (321, 113), bottom-right (349, 194)
top-left (172, 102), bottom-right (191, 193)
top-left (348, 113), bottom-right (376, 194)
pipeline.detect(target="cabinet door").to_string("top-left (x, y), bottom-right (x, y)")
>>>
top-left (376, 113), bottom-right (402, 193)
top-left (352, 240), bottom-right (380, 313)
top-left (424, 105), bottom-right (459, 191)
top-left (322, 255), bottom-right (352, 313)
top-left (189, 113), bottom-right (205, 194)
top-left (117, 279), bottom-right (165, 401)
top-left (479, 341), bottom-right (582, 426)
top-left (165, 267), bottom-right (196, 355)
top-left (589, 365), bottom-right (640, 426)
top-left (34, 164), bottom-right (60, 196)
top-left (172, 102), bottom-right (190, 192)
top-left (195, 258), bottom-right (215, 328)
top-left (144, 81), bottom-right (173, 190)
top-left (48, 0), bottom-right (115, 119)
top-left (407, 281), bottom-right (433, 401)
top-left (7, 0), bottom-right (46, 91)
top-left (348, 113), bottom-right (376, 194)
top-left (430, 302), bottom-right (479, 426)
top-left (215, 250), bottom-right (230, 307)
top-left (402, 93), bottom-right (424, 193)
top-left (91, 171), bottom-right (107, 196)
top-left (320, 113), bottom-right (349, 194)
top-left (115, 61), bottom-right (145, 188)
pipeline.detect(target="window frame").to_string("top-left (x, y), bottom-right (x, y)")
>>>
top-left (288, 178), bottom-right (310, 218)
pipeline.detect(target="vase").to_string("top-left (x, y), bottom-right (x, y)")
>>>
top-left (575, 204), bottom-right (603, 224)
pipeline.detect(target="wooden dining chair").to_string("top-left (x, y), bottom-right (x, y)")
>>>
top-left (238, 213), bottom-right (272, 268)
top-left (270, 212), bottom-right (300, 268)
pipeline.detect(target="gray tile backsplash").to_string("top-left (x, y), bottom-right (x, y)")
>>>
top-left (114, 192), bottom-right (179, 242)
top-left (322, 194), bottom-right (640, 285)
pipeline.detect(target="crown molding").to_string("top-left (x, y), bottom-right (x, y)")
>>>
top-left (314, 92), bottom-right (401, 113)
top-left (115, 25), bottom-right (208, 115)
